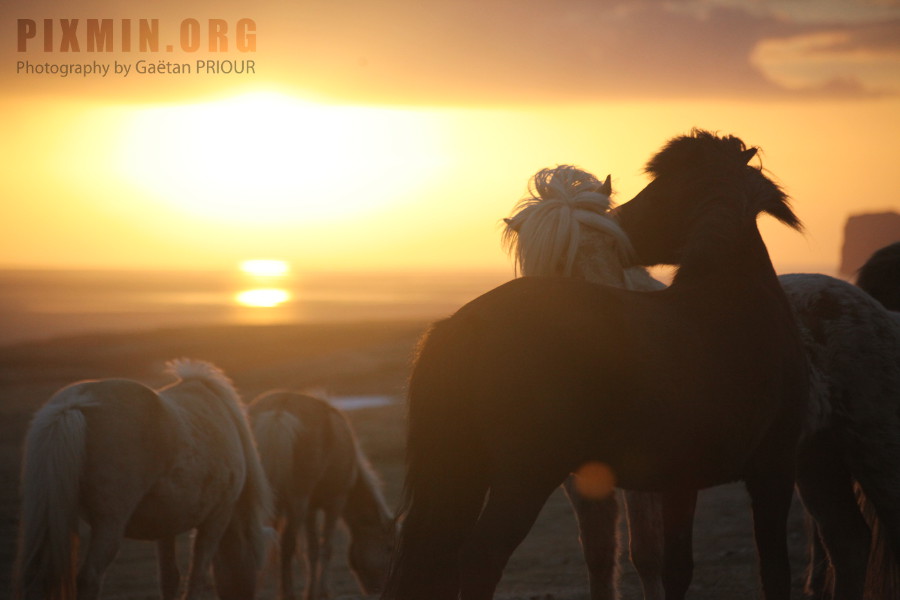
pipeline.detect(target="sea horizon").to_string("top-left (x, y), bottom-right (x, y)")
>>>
top-left (0, 263), bottom-right (840, 347)
top-left (0, 267), bottom-right (514, 346)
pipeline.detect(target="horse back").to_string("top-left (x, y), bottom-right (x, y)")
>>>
top-left (432, 275), bottom-right (807, 489)
top-left (248, 392), bottom-right (357, 512)
top-left (124, 379), bottom-right (252, 538)
top-left (58, 379), bottom-right (180, 530)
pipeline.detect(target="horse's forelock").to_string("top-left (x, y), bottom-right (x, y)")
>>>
top-left (504, 165), bottom-right (635, 276)
top-left (645, 129), bottom-right (751, 177)
top-left (530, 165), bottom-right (611, 207)
top-left (645, 129), bottom-right (802, 232)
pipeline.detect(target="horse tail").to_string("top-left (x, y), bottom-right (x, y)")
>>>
top-left (15, 386), bottom-right (91, 600)
top-left (857, 485), bottom-right (900, 599)
top-left (251, 408), bottom-right (303, 509)
top-left (383, 319), bottom-right (489, 600)
top-left (164, 359), bottom-right (273, 571)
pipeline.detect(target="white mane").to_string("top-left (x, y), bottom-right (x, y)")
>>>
top-left (503, 165), bottom-right (661, 291)
top-left (164, 358), bottom-right (240, 403)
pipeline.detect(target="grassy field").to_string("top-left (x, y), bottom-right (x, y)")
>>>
top-left (0, 321), bottom-right (810, 599)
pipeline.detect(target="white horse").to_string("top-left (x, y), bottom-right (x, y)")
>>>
top-left (248, 391), bottom-right (395, 600)
top-left (503, 165), bottom-right (900, 600)
top-left (15, 359), bottom-right (273, 600)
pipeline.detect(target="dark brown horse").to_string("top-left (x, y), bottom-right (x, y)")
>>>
top-left (505, 166), bottom-right (900, 600)
top-left (382, 130), bottom-right (809, 600)
top-left (248, 391), bottom-right (394, 600)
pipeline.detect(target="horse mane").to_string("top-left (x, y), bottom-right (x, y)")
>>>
top-left (647, 129), bottom-right (801, 231)
top-left (502, 165), bottom-right (637, 277)
top-left (162, 358), bottom-right (273, 568)
top-left (164, 358), bottom-right (239, 401)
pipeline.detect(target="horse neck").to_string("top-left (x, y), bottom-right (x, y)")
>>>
top-left (343, 455), bottom-right (392, 538)
top-left (673, 219), bottom-right (781, 291)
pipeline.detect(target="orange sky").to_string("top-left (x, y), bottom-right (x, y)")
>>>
top-left (3, 0), bottom-right (900, 275)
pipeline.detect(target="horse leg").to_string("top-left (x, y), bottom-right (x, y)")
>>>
top-left (304, 509), bottom-right (320, 600)
top-left (157, 536), bottom-right (180, 600)
top-left (458, 472), bottom-right (561, 600)
top-left (745, 465), bottom-right (795, 600)
top-left (624, 490), bottom-right (665, 600)
top-left (312, 503), bottom-right (345, 599)
top-left (844, 421), bottom-right (900, 559)
top-left (796, 436), bottom-right (869, 600)
top-left (183, 509), bottom-right (233, 599)
top-left (76, 522), bottom-right (124, 600)
top-left (279, 510), bottom-right (303, 600)
top-left (659, 489), bottom-right (698, 600)
top-left (563, 477), bottom-right (620, 600)
top-left (804, 514), bottom-right (834, 599)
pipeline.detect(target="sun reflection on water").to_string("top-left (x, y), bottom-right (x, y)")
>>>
top-left (235, 288), bottom-right (291, 308)
top-left (235, 259), bottom-right (292, 309)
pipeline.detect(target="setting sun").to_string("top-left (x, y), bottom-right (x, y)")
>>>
top-left (240, 259), bottom-right (290, 277)
top-left (115, 91), bottom-right (448, 226)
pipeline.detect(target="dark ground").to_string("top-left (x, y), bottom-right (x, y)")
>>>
top-left (0, 321), bottom-right (810, 599)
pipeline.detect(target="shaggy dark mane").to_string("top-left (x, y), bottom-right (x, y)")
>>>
top-left (648, 128), bottom-right (802, 231)
top-left (645, 129), bottom-right (750, 177)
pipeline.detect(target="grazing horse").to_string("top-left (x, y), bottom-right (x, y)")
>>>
top-left (857, 241), bottom-right (900, 312)
top-left (15, 359), bottom-right (272, 600)
top-left (248, 391), bottom-right (395, 600)
top-left (504, 166), bottom-right (900, 600)
top-left (382, 130), bottom-right (809, 600)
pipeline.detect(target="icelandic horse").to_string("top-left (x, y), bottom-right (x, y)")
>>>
top-left (248, 391), bottom-right (395, 599)
top-left (15, 359), bottom-right (272, 600)
top-left (504, 166), bottom-right (900, 600)
top-left (382, 130), bottom-right (809, 600)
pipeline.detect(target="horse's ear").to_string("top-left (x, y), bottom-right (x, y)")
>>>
top-left (741, 148), bottom-right (757, 164)
top-left (504, 217), bottom-right (520, 232)
top-left (600, 174), bottom-right (612, 196)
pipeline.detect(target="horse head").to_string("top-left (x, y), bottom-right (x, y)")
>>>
top-left (614, 129), bottom-right (801, 269)
top-left (502, 165), bottom-right (638, 281)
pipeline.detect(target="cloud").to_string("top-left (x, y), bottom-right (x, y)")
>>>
top-left (751, 18), bottom-right (900, 94)
top-left (4, 0), bottom-right (899, 104)
top-left (262, 1), bottom-right (794, 103)
top-left (254, 0), bottom-right (900, 103)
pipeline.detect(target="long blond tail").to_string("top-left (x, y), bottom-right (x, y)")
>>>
top-left (16, 387), bottom-right (89, 599)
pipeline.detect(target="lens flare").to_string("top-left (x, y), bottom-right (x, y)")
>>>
top-left (574, 461), bottom-right (617, 500)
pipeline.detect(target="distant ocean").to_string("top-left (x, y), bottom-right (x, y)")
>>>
top-left (0, 269), bottom-right (512, 346)
top-left (0, 264), bottom-right (838, 347)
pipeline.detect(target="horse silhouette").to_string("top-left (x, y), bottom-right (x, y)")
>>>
top-left (857, 240), bottom-right (900, 312)
top-left (505, 165), bottom-right (900, 600)
top-left (382, 130), bottom-right (809, 600)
